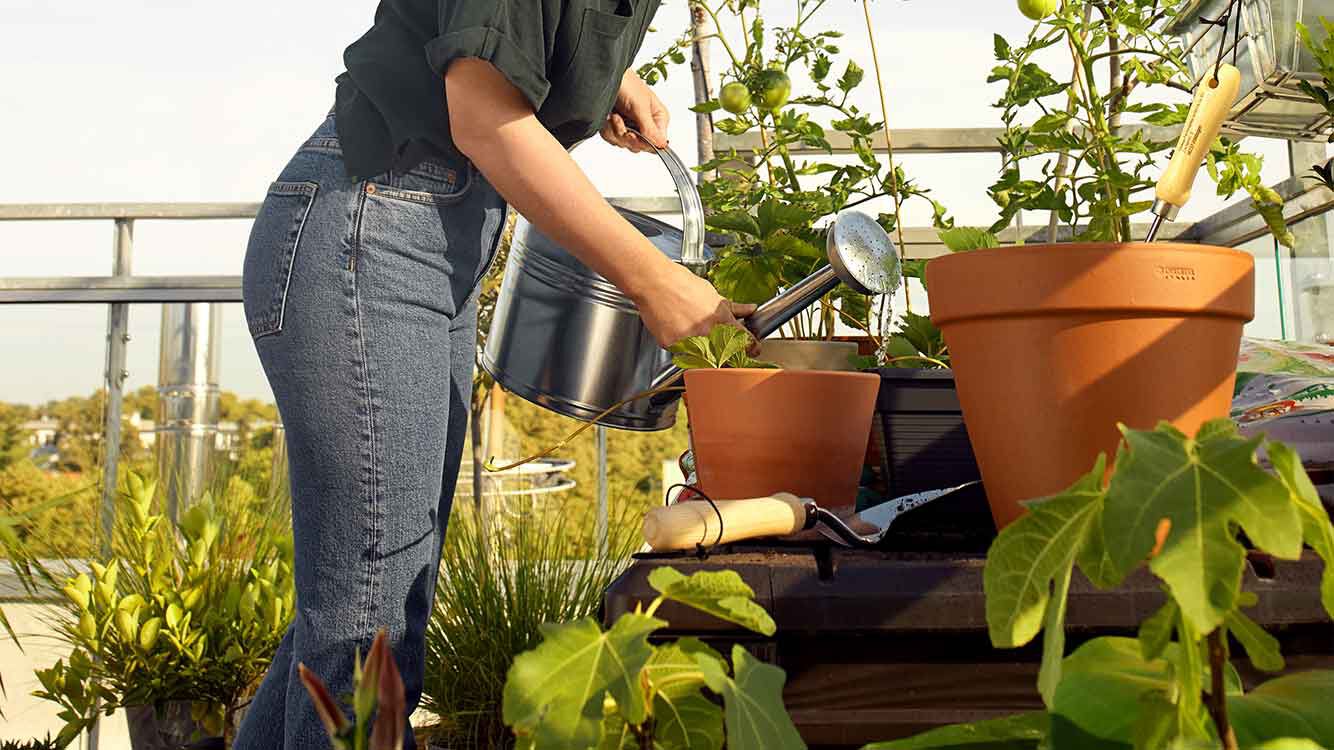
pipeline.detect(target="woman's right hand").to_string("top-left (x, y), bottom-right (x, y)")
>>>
top-left (632, 261), bottom-right (757, 350)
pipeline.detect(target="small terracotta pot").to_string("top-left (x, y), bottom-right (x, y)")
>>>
top-left (683, 368), bottom-right (881, 511)
top-left (927, 243), bottom-right (1254, 529)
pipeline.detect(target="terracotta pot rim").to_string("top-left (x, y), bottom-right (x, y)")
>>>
top-left (927, 241), bottom-right (1249, 260)
top-left (926, 241), bottom-right (1255, 328)
top-left (683, 368), bottom-right (879, 381)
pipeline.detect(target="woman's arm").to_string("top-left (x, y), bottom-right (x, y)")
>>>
top-left (444, 58), bottom-right (752, 348)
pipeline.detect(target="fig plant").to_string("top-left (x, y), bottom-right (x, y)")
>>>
top-left (502, 567), bottom-right (805, 750)
top-left (869, 420), bottom-right (1334, 750)
top-left (33, 473), bottom-right (294, 747)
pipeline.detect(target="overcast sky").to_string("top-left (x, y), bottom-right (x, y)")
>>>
top-left (0, 1), bottom-right (1297, 404)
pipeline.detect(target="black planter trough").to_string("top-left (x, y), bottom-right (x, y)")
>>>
top-left (866, 368), bottom-right (980, 502)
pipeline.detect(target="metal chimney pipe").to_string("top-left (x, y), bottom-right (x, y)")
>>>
top-left (156, 303), bottom-right (222, 520)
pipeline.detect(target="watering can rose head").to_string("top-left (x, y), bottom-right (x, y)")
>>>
top-left (668, 324), bottom-right (779, 370)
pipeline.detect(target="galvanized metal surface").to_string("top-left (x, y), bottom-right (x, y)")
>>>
top-left (99, 220), bottom-right (133, 551)
top-left (1168, 0), bottom-right (1334, 141)
top-left (156, 303), bottom-right (223, 520)
top-left (0, 275), bottom-right (244, 304)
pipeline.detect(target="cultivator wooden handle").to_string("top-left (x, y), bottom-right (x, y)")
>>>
top-left (642, 493), bottom-right (810, 552)
top-left (1146, 63), bottom-right (1242, 241)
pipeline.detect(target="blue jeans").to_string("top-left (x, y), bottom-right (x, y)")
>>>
top-left (233, 116), bottom-right (507, 750)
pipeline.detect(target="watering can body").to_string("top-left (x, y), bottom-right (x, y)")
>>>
top-left (482, 207), bottom-right (695, 431)
top-left (481, 139), bottom-right (900, 432)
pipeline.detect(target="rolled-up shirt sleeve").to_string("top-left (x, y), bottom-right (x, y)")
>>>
top-left (425, 2), bottom-right (551, 113)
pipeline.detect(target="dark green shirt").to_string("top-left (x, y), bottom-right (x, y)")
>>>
top-left (333, 0), bottom-right (661, 180)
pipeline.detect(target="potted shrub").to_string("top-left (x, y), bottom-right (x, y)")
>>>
top-left (33, 473), bottom-right (294, 749)
top-left (923, 0), bottom-right (1296, 528)
top-left (669, 324), bottom-right (879, 511)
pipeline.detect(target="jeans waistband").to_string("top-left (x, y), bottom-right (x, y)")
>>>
top-left (299, 113), bottom-right (467, 184)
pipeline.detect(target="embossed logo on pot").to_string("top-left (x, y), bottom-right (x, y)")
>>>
top-left (1155, 265), bottom-right (1197, 282)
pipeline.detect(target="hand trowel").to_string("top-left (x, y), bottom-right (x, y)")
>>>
top-left (1144, 63), bottom-right (1242, 242)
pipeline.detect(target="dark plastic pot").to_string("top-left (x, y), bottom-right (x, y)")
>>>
top-left (868, 368), bottom-right (981, 499)
top-left (126, 701), bottom-right (208, 750)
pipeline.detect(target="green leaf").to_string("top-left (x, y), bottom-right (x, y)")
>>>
top-left (862, 712), bottom-right (1048, 749)
top-left (762, 232), bottom-right (823, 261)
top-left (994, 34), bottom-right (1012, 61)
top-left (697, 646), bottom-right (805, 750)
top-left (503, 613), bottom-right (665, 747)
top-left (1050, 637), bottom-right (1214, 750)
top-left (706, 210), bottom-right (761, 239)
top-left (756, 200), bottom-right (815, 239)
top-left (1268, 441), bottom-right (1334, 618)
top-left (691, 101), bottom-right (722, 114)
top-left (1226, 607), bottom-right (1285, 672)
top-left (1138, 600), bottom-right (1177, 661)
top-left (837, 61), bottom-right (864, 93)
top-left (1231, 671), bottom-right (1334, 747)
top-left (984, 454), bottom-right (1106, 650)
top-left (1134, 690), bottom-right (1184, 750)
top-left (648, 568), bottom-right (776, 636)
top-left (938, 227), bottom-right (999, 253)
top-left (1100, 421), bottom-right (1303, 633)
top-left (1248, 740), bottom-right (1328, 750)
top-left (644, 639), bottom-right (726, 750)
top-left (1037, 562), bottom-right (1073, 708)
top-left (707, 323), bottom-right (752, 369)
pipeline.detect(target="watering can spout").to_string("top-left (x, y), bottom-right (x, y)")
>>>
top-left (650, 210), bottom-right (902, 391)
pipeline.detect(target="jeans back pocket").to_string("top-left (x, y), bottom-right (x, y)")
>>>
top-left (242, 181), bottom-right (318, 339)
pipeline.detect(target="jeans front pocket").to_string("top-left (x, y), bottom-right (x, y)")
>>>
top-left (242, 181), bottom-right (318, 339)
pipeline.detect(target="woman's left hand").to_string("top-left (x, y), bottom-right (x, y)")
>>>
top-left (601, 70), bottom-right (670, 153)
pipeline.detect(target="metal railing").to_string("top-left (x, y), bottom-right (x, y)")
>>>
top-left (1, 127), bottom-right (1326, 566)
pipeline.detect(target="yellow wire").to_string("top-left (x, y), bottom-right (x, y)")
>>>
top-left (483, 385), bottom-right (686, 473)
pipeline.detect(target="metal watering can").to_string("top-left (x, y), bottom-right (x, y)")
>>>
top-left (482, 136), bottom-right (903, 431)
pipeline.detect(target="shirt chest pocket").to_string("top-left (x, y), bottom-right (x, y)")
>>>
top-left (544, 5), bottom-right (634, 139)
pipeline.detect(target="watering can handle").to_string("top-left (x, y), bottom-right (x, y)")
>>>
top-left (626, 129), bottom-right (709, 275)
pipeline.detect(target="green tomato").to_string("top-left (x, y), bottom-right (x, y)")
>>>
top-left (720, 81), bottom-right (752, 114)
top-left (1017, 0), bottom-right (1057, 20)
top-left (753, 70), bottom-right (792, 111)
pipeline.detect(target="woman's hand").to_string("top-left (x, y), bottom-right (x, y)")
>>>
top-left (601, 70), bottom-right (670, 153)
top-left (631, 261), bottom-right (757, 350)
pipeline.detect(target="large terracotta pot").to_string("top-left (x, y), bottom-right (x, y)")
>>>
top-left (926, 243), bottom-right (1254, 529)
top-left (683, 369), bottom-right (880, 511)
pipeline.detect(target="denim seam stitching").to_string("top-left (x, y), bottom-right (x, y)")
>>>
top-left (366, 165), bottom-right (475, 207)
top-left (349, 186), bottom-right (380, 641)
top-left (460, 203), bottom-right (508, 310)
top-left (275, 181), bottom-right (319, 333)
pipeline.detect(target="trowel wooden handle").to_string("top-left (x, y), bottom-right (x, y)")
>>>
top-left (1155, 63), bottom-right (1241, 214)
top-left (642, 493), bottom-right (809, 551)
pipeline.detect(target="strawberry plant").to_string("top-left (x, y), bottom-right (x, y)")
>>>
top-left (668, 324), bottom-right (777, 370)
